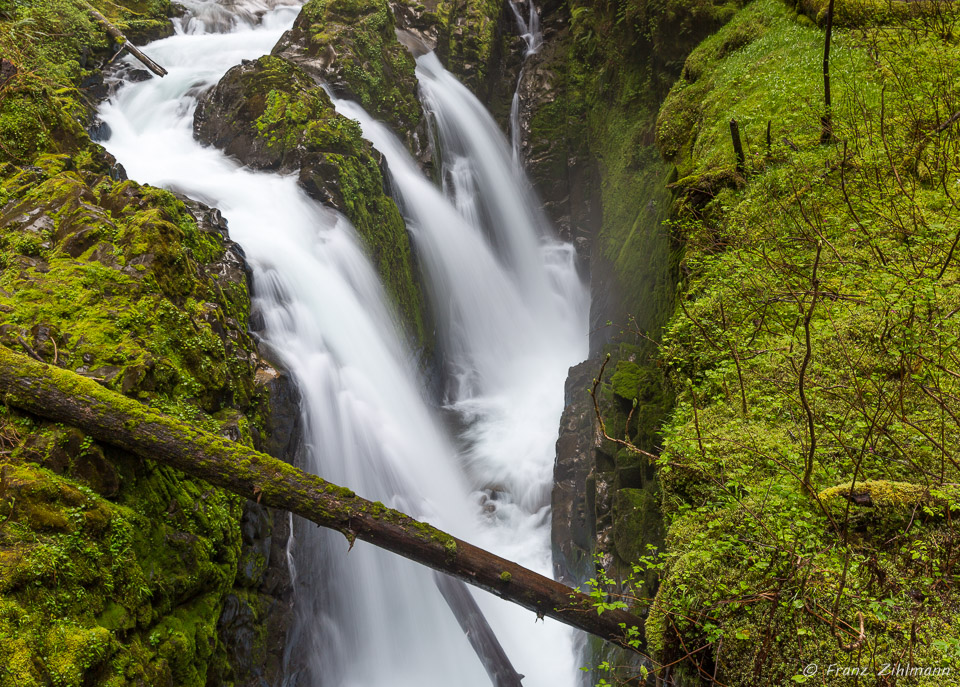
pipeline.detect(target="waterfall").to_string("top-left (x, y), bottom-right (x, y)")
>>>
top-left (330, 48), bottom-right (588, 686)
top-left (507, 0), bottom-right (542, 162)
top-left (98, 1), bottom-right (586, 685)
top-left (507, 0), bottom-right (542, 56)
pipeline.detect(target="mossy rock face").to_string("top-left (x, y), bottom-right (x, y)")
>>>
top-left (0, 164), bottom-right (256, 413)
top-left (645, 0), bottom-right (960, 681)
top-left (611, 486), bottom-right (663, 589)
top-left (194, 54), bottom-right (428, 348)
top-left (0, 159), bottom-right (272, 685)
top-left (610, 360), bottom-right (643, 402)
top-left (409, 0), bottom-right (510, 94)
top-left (273, 0), bottom-right (422, 138)
top-left (0, 0), bottom-right (292, 683)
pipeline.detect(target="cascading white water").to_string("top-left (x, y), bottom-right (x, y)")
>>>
top-left (507, 0), bottom-right (542, 161)
top-left (330, 45), bottom-right (588, 687)
top-left (99, 1), bottom-right (586, 685)
top-left (508, 0), bottom-right (542, 56)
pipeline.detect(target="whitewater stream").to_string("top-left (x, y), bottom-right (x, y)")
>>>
top-left (99, 1), bottom-right (588, 685)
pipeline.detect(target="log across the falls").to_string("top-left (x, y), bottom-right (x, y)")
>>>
top-left (0, 345), bottom-right (646, 652)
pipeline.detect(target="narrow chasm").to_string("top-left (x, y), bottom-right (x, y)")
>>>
top-left (2, 0), bottom-right (960, 685)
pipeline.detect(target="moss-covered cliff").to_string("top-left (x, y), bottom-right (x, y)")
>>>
top-left (0, 2), bottom-right (293, 685)
top-left (540, 0), bottom-right (960, 682)
top-left (645, 0), bottom-right (960, 681)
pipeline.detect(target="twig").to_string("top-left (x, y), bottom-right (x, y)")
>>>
top-left (589, 355), bottom-right (658, 461)
top-left (799, 242), bottom-right (823, 488)
top-left (16, 336), bottom-right (44, 363)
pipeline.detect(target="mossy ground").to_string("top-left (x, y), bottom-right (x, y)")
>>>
top-left (613, 0), bottom-right (960, 682)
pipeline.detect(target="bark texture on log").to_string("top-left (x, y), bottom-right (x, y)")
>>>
top-left (0, 346), bottom-right (645, 651)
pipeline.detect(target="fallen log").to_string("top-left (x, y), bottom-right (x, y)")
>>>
top-left (434, 571), bottom-right (525, 687)
top-left (85, 5), bottom-right (168, 77)
top-left (0, 345), bottom-right (645, 651)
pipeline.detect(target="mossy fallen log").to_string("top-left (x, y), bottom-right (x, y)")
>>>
top-left (0, 345), bottom-right (645, 651)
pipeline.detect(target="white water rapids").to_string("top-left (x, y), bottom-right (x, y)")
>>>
top-left (98, 1), bottom-right (588, 685)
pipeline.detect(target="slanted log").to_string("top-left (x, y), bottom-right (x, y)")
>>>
top-left (0, 345), bottom-right (645, 652)
top-left (434, 572), bottom-right (525, 687)
top-left (85, 5), bottom-right (168, 77)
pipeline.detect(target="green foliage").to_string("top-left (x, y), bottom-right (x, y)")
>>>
top-left (640, 0), bottom-right (960, 682)
top-left (0, 0), bottom-right (171, 164)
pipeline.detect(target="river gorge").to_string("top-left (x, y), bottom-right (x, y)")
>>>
top-left (2, 0), bottom-right (959, 685)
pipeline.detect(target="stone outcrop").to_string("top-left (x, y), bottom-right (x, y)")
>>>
top-left (271, 0), bottom-right (425, 149)
top-left (216, 355), bottom-right (302, 687)
top-left (552, 358), bottom-right (602, 587)
top-left (0, 154), bottom-right (272, 684)
top-left (390, 0), bottom-right (523, 118)
top-left (194, 54), bottom-right (428, 347)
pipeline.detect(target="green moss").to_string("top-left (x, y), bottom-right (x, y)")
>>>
top-left (0, 1), bottom-right (265, 681)
top-left (428, 0), bottom-right (504, 93)
top-left (0, 0), bottom-right (171, 166)
top-left (610, 360), bottom-right (642, 401)
top-left (640, 0), bottom-right (960, 681)
top-left (288, 0), bottom-right (421, 133)
top-left (206, 55), bottom-right (428, 347)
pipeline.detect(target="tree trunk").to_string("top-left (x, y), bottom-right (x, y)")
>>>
top-left (730, 118), bottom-right (746, 176)
top-left (0, 345), bottom-right (645, 652)
top-left (434, 572), bottom-right (525, 687)
top-left (820, 0), bottom-right (835, 143)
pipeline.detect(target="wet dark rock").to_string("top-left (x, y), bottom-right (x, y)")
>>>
top-left (552, 358), bottom-right (602, 586)
top-left (213, 353), bottom-right (300, 687)
top-left (89, 242), bottom-right (121, 268)
top-left (127, 68), bottom-right (153, 83)
top-left (0, 58), bottom-right (17, 90)
top-left (248, 309), bottom-right (266, 333)
top-left (60, 226), bottom-right (101, 257)
top-left (193, 59), bottom-right (292, 171)
top-left (88, 118), bottom-right (112, 142)
top-left (20, 426), bottom-right (121, 497)
top-left (253, 357), bottom-right (303, 465)
top-left (80, 72), bottom-right (109, 101)
top-left (72, 444), bottom-right (121, 497)
top-left (110, 161), bottom-right (127, 181)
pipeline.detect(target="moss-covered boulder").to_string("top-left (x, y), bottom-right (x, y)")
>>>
top-left (272, 0), bottom-right (423, 139)
top-left (194, 54), bottom-right (427, 347)
top-left (0, 158), bottom-right (268, 685)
